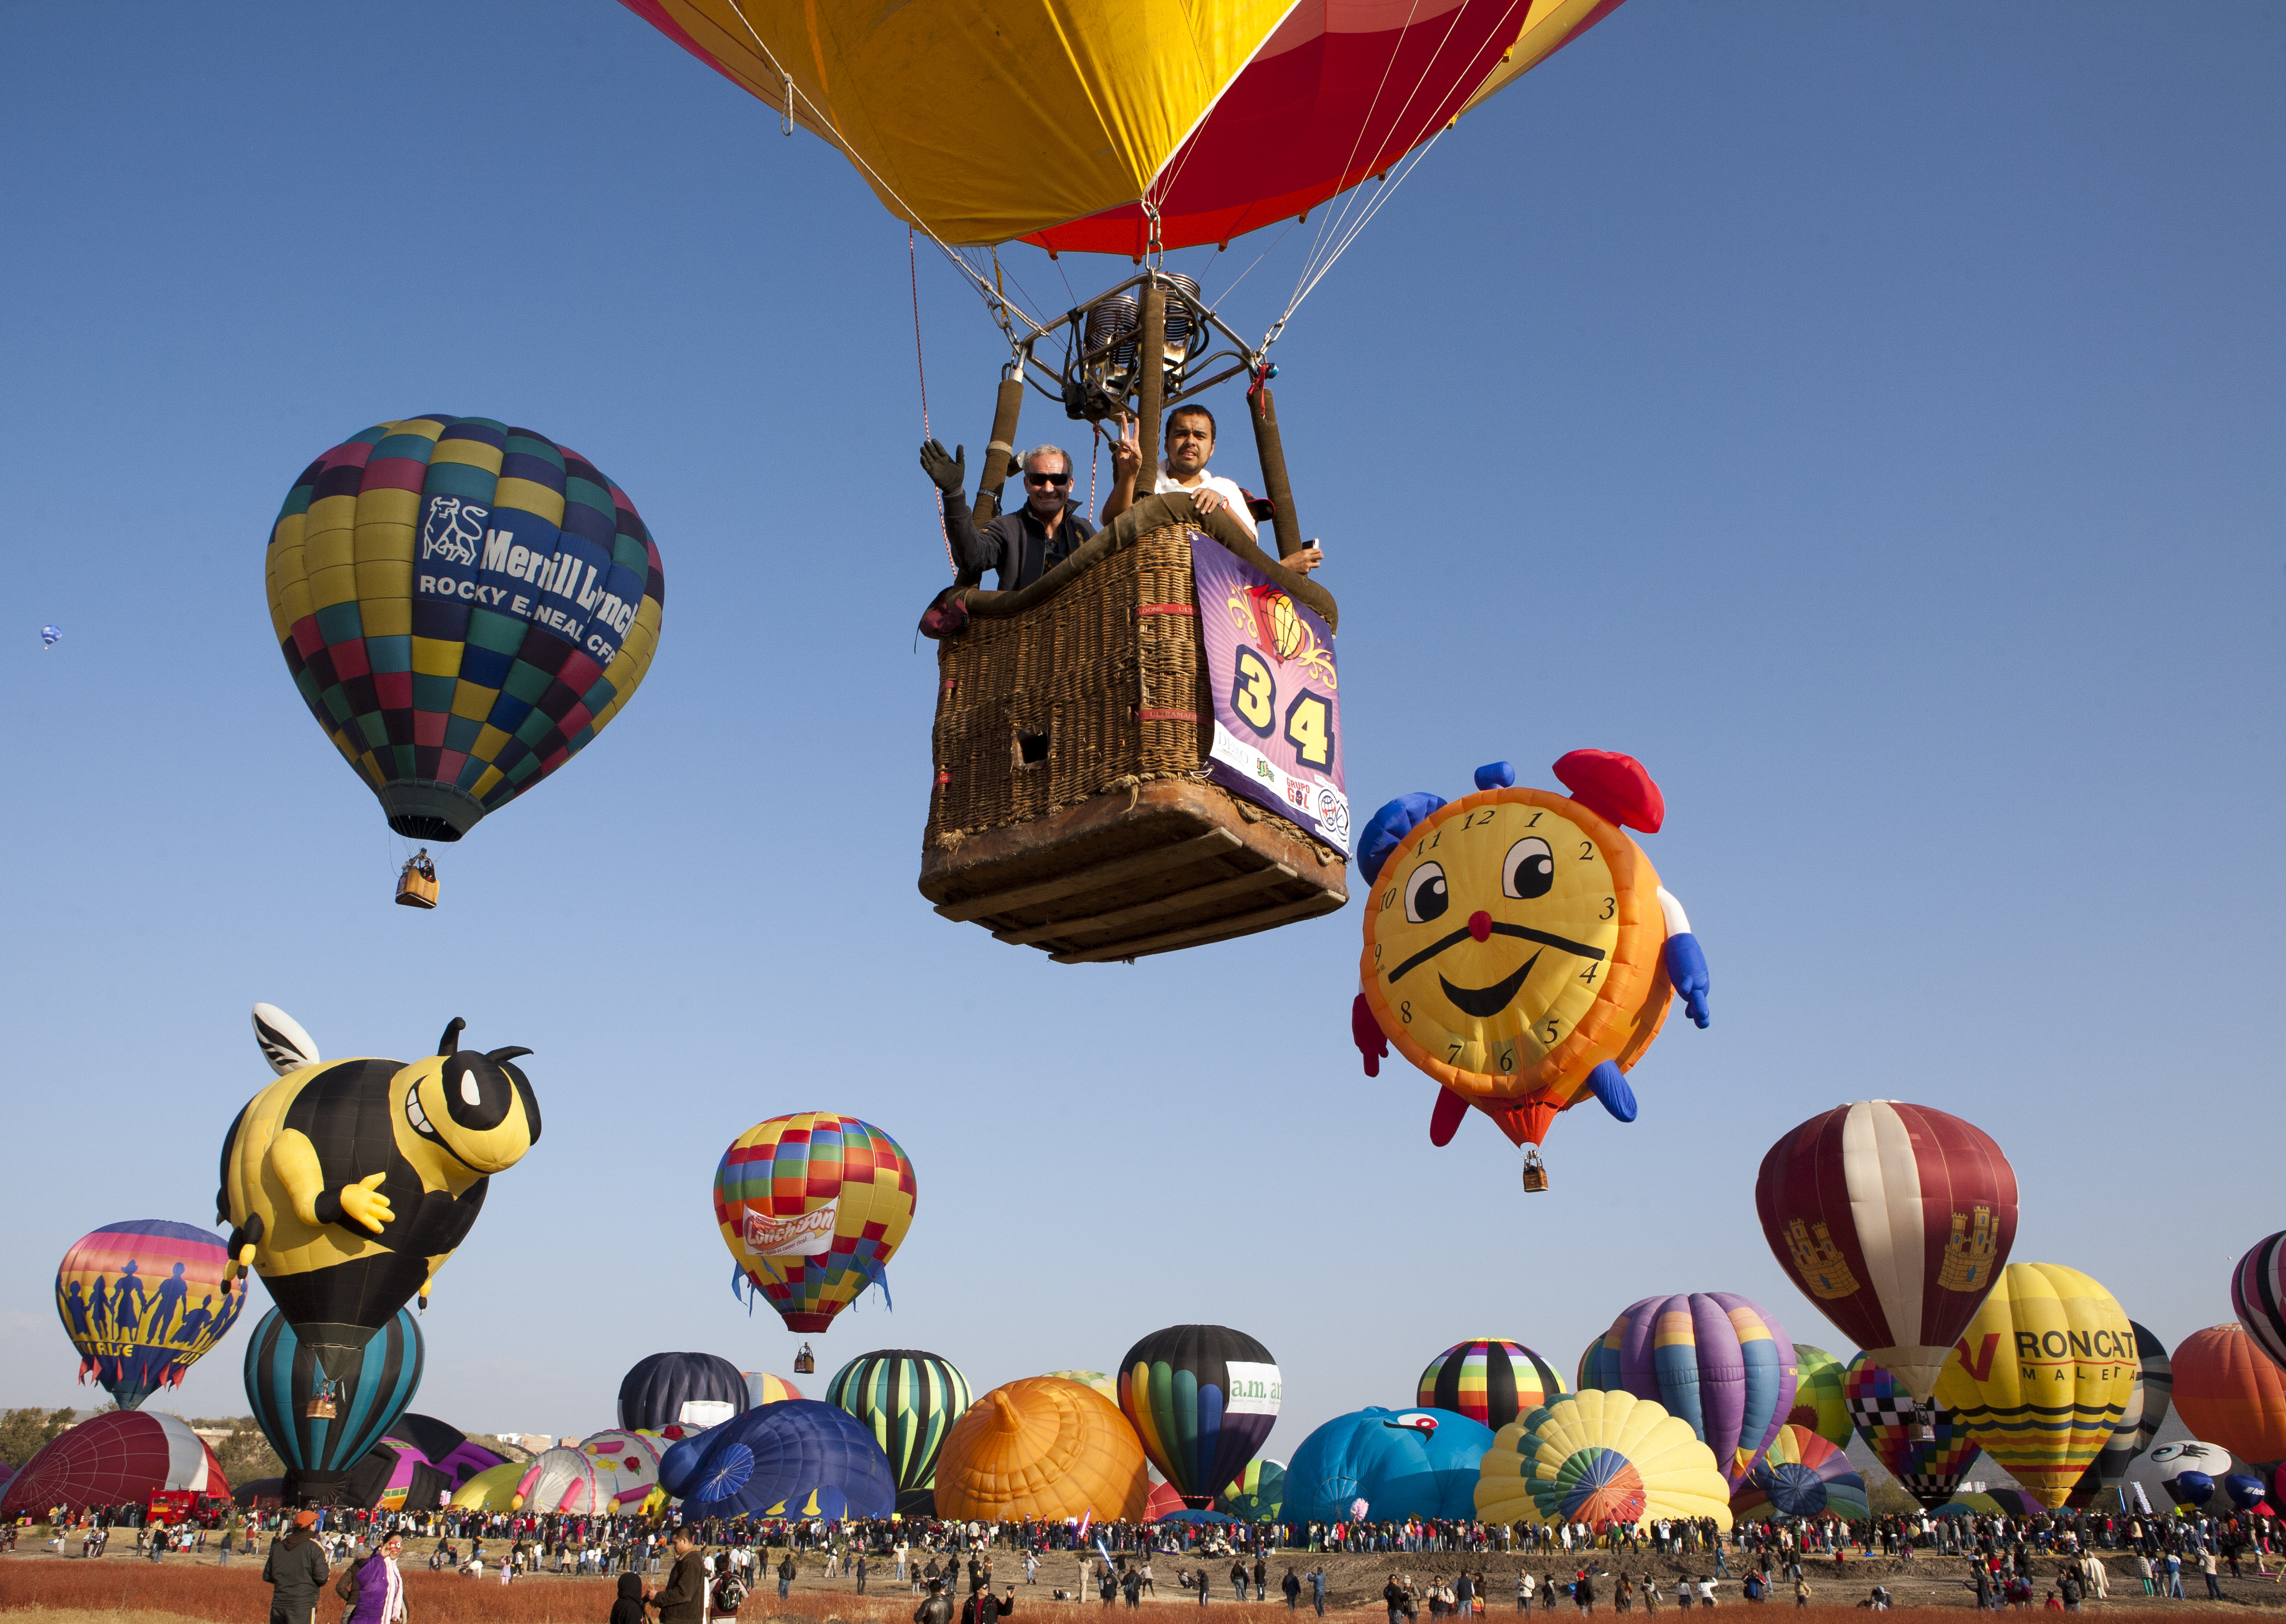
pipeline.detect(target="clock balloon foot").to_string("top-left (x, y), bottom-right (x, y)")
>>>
top-left (1521, 1148), bottom-right (1549, 1193)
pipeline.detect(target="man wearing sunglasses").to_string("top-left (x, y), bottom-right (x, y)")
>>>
top-left (920, 440), bottom-right (1096, 591)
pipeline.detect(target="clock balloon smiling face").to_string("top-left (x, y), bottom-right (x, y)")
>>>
top-left (1352, 752), bottom-right (1710, 1161)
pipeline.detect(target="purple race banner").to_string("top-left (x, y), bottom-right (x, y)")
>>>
top-left (1191, 531), bottom-right (1349, 851)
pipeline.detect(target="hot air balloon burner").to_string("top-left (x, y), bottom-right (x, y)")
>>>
top-left (792, 1341), bottom-right (816, 1375)
top-left (305, 1378), bottom-right (339, 1420)
top-left (1520, 1149), bottom-right (1549, 1193)
top-left (1048, 272), bottom-right (1255, 426)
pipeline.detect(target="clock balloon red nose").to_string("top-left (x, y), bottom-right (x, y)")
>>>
top-left (1468, 910), bottom-right (1492, 942)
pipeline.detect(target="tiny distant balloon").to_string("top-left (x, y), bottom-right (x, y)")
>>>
top-left (41, 624), bottom-right (60, 649)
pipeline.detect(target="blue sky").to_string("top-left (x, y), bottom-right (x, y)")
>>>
top-left (2, 0), bottom-right (2279, 1473)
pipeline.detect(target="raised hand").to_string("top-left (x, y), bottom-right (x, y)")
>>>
top-left (918, 439), bottom-right (966, 495)
top-left (1107, 414), bottom-right (1141, 484)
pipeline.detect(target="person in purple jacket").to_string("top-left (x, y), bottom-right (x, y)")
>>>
top-left (342, 1533), bottom-right (408, 1624)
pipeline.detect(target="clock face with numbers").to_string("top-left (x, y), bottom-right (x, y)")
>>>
top-left (1359, 786), bottom-right (1673, 1104)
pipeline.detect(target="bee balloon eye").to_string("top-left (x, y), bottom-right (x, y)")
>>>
top-left (1502, 837), bottom-right (1555, 900)
top-left (460, 1071), bottom-right (482, 1107)
top-left (1404, 861), bottom-right (1449, 923)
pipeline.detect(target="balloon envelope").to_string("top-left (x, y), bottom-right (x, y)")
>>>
top-left (1756, 1100), bottom-right (2018, 1401)
top-left (244, 1306), bottom-right (423, 1502)
top-left (2232, 1232), bottom-right (2286, 1372)
top-left (0, 1410), bottom-right (229, 1520)
top-left (716, 1113), bottom-right (916, 1334)
top-left (1577, 1293), bottom-right (1795, 1491)
top-left (515, 1446), bottom-right (615, 1514)
top-left (2068, 1321), bottom-right (2172, 1506)
top-left (2171, 1323), bottom-right (2286, 1467)
top-left (2165, 1470), bottom-right (2216, 1508)
top-left (1220, 1457), bottom-right (1287, 1521)
top-left (1418, 1339), bottom-right (1566, 1433)
top-left (1122, 1325), bottom-right (1282, 1509)
top-left (744, 1372), bottom-right (804, 1407)
top-left (1843, 1353), bottom-right (1979, 1511)
top-left (675, 1399), bottom-right (898, 1520)
top-left (827, 1348), bottom-right (973, 1509)
top-left (265, 417), bottom-right (664, 842)
top-left (1475, 1390), bottom-right (1731, 1531)
top-left (1732, 1424), bottom-right (1868, 1522)
top-left (55, 1219), bottom-right (247, 1411)
top-left (933, 1377), bottom-right (1148, 1522)
top-left (1784, 1345), bottom-right (1853, 1451)
top-left (450, 1459), bottom-right (525, 1510)
top-left (1932, 1261), bottom-right (2137, 1509)
top-left (1283, 1408), bottom-right (1493, 1526)
top-left (620, 1351), bottom-right (749, 1432)
top-left (615, 0), bottom-right (1628, 253)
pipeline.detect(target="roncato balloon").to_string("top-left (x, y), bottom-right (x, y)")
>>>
top-left (2067, 1321), bottom-right (2171, 1507)
top-left (1756, 1100), bottom-right (2018, 1401)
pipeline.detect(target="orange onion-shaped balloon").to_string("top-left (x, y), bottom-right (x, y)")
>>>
top-left (2172, 1324), bottom-right (2286, 1468)
top-left (932, 1376), bottom-right (1148, 1522)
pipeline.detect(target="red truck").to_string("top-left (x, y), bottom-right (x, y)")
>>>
top-left (146, 1491), bottom-right (231, 1529)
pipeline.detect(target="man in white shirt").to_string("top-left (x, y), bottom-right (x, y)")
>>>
top-left (1101, 406), bottom-right (1323, 576)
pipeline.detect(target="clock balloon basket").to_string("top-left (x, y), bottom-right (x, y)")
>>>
top-left (922, 494), bottom-right (1348, 963)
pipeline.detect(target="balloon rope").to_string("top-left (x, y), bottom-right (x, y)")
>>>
top-left (912, 226), bottom-right (955, 573)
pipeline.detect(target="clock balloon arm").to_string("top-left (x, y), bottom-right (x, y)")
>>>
top-left (1350, 992), bottom-right (1387, 1077)
top-left (1429, 1086), bottom-right (1470, 1146)
top-left (1586, 1060), bottom-right (1639, 1122)
top-left (1657, 886), bottom-right (1710, 1028)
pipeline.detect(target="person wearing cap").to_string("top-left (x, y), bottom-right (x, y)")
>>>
top-left (263, 1511), bottom-right (331, 1624)
top-left (920, 441), bottom-right (1098, 592)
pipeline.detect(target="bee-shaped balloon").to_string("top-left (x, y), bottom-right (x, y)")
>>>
top-left (216, 1004), bottom-right (540, 1378)
top-left (1349, 751), bottom-right (1709, 1185)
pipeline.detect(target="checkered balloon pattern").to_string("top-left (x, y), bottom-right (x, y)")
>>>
top-left (1844, 1351), bottom-right (1979, 1508)
top-left (265, 417), bottom-right (665, 840)
top-left (713, 1113), bottom-right (917, 1334)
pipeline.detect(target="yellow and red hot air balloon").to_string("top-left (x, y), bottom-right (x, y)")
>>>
top-left (713, 1114), bottom-right (916, 1335)
top-left (1932, 1262), bottom-right (2137, 1509)
top-left (615, 2), bottom-right (1626, 253)
top-left (1756, 1101), bottom-right (2018, 1402)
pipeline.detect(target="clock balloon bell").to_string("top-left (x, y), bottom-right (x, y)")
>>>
top-left (1349, 751), bottom-right (1710, 1189)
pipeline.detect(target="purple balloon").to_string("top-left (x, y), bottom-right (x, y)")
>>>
top-left (1579, 1292), bottom-right (1796, 1491)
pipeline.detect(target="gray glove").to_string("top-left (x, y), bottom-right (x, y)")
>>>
top-left (919, 439), bottom-right (965, 495)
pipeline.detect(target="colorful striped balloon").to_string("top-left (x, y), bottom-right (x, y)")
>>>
top-left (54, 1220), bottom-right (247, 1411)
top-left (1040, 1369), bottom-right (1117, 1401)
top-left (1417, 1339), bottom-right (1566, 1432)
top-left (2232, 1232), bottom-right (2286, 1372)
top-left (1475, 1390), bottom-right (1732, 1531)
top-left (1732, 1423), bottom-right (1868, 1521)
top-left (1120, 1324), bottom-right (1282, 1509)
top-left (243, 1305), bottom-right (424, 1502)
top-left (265, 417), bottom-right (665, 842)
top-left (714, 1113), bottom-right (917, 1334)
top-left (1219, 1456), bottom-right (1287, 1520)
top-left (745, 1372), bottom-right (804, 1407)
top-left (1785, 1344), bottom-right (1854, 1449)
top-left (0, 1410), bottom-right (228, 1520)
top-left (1578, 1293), bottom-right (1795, 1491)
top-left (825, 1348), bottom-right (972, 1510)
top-left (1844, 1352), bottom-right (1980, 1510)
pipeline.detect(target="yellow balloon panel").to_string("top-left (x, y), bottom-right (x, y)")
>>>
top-left (1933, 1262), bottom-right (2137, 1509)
top-left (934, 1378), bottom-right (1148, 1524)
top-left (1476, 1389), bottom-right (1731, 1531)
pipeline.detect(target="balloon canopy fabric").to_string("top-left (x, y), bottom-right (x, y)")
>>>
top-left (616, 1), bottom-right (1627, 253)
top-left (1120, 1324), bottom-right (1282, 1509)
top-left (2149, 1440), bottom-right (2233, 1477)
top-left (1220, 1457), bottom-right (1287, 1521)
top-left (1418, 1339), bottom-right (1567, 1433)
top-left (745, 1372), bottom-right (803, 1408)
top-left (1784, 1345), bottom-right (1853, 1451)
top-left (1577, 1293), bottom-right (1795, 1492)
top-left (55, 1219), bottom-right (247, 1410)
top-left (0, 1409), bottom-right (229, 1520)
top-left (934, 1377), bottom-right (1149, 1523)
top-left (2235, 1234), bottom-right (2286, 1374)
top-left (1843, 1353), bottom-right (1979, 1511)
top-left (2225, 1472), bottom-right (2270, 1511)
top-left (1041, 1370), bottom-right (1117, 1401)
top-left (2165, 1470), bottom-right (2216, 1509)
top-left (1731, 1424), bottom-right (1868, 1522)
top-left (1756, 1100), bottom-right (2018, 1403)
top-left (1932, 1261), bottom-right (2137, 1509)
top-left (265, 417), bottom-right (664, 842)
top-left (2172, 1324), bottom-right (2286, 1468)
top-left (450, 1459), bottom-right (525, 1511)
top-left (2068, 1321), bottom-right (2172, 1506)
top-left (1475, 1390), bottom-right (1731, 1532)
top-left (619, 1351), bottom-right (750, 1432)
top-left (1282, 1408), bottom-right (1494, 1526)
top-left (244, 1305), bottom-right (424, 1503)
top-left (514, 1446), bottom-right (615, 1514)
top-left (579, 1429), bottom-right (670, 1512)
top-left (675, 1399), bottom-right (898, 1521)
top-left (369, 1415), bottom-right (505, 1512)
top-left (715, 1113), bottom-right (916, 1334)
top-left (825, 1348), bottom-right (972, 1508)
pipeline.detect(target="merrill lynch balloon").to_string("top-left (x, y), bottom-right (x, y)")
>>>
top-left (265, 417), bottom-right (664, 843)
top-left (1756, 1100), bottom-right (2017, 1401)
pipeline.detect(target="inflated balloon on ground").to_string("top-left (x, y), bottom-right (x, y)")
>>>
top-left (933, 1376), bottom-right (1148, 1522)
top-left (1041, 1370), bottom-right (1117, 1401)
top-left (2171, 1323), bottom-right (2286, 1467)
top-left (0, 1410), bottom-right (229, 1520)
top-left (674, 1399), bottom-right (897, 1520)
top-left (1577, 1293), bottom-right (1794, 1491)
top-left (1756, 1100), bottom-right (2016, 1401)
top-left (514, 1446), bottom-right (614, 1514)
top-left (243, 1305), bottom-right (423, 1504)
top-left (1784, 1345), bottom-right (1852, 1450)
top-left (744, 1372), bottom-right (803, 1407)
top-left (1283, 1409), bottom-right (1494, 1526)
top-left (54, 1219), bottom-right (247, 1411)
top-left (1843, 1354), bottom-right (1979, 1511)
top-left (827, 1348), bottom-right (972, 1514)
top-left (1120, 1324), bottom-right (1282, 1509)
top-left (716, 1113), bottom-right (916, 1335)
top-left (1476, 1390), bottom-right (1731, 1532)
top-left (1417, 1339), bottom-right (1566, 1433)
top-left (1220, 1457), bottom-right (1286, 1521)
top-left (620, 1351), bottom-right (748, 1431)
top-left (1932, 1261), bottom-right (2136, 1508)
top-left (1731, 1424), bottom-right (1867, 1522)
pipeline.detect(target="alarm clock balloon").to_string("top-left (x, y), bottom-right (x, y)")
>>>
top-left (1349, 751), bottom-right (1710, 1188)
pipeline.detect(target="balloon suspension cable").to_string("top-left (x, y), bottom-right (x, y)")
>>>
top-left (780, 72), bottom-right (793, 137)
top-left (911, 226), bottom-right (955, 573)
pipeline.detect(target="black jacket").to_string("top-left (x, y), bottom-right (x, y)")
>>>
top-left (263, 1529), bottom-right (331, 1613)
top-left (942, 492), bottom-right (1094, 592)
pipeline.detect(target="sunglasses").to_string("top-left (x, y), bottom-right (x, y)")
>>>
top-left (1025, 471), bottom-right (1071, 486)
